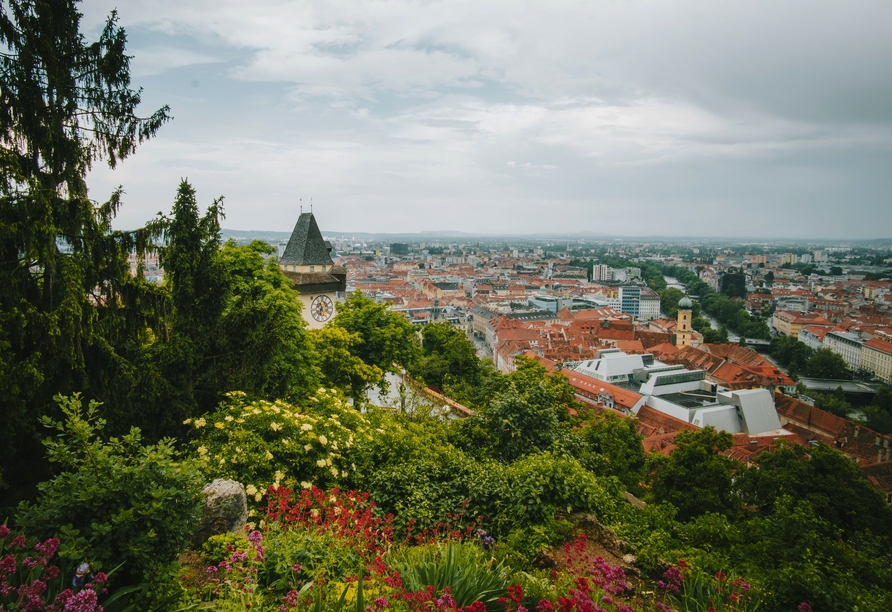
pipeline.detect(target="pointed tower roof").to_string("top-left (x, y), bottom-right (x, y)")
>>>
top-left (280, 212), bottom-right (334, 266)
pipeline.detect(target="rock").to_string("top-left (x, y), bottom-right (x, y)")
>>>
top-left (196, 479), bottom-right (248, 543)
top-left (623, 554), bottom-right (637, 565)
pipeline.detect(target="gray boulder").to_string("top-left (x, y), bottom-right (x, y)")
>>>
top-left (196, 479), bottom-right (248, 542)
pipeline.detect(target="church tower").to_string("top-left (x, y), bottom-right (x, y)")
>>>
top-left (279, 212), bottom-right (346, 329)
top-left (675, 296), bottom-right (693, 347)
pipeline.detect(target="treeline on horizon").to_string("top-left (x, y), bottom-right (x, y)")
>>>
top-left (2, 2), bottom-right (892, 612)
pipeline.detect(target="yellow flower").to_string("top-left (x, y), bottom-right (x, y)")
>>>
top-left (265, 451), bottom-right (273, 460)
top-left (275, 470), bottom-right (285, 482)
top-left (197, 446), bottom-right (208, 455)
top-left (300, 481), bottom-right (312, 489)
top-left (272, 406), bottom-right (281, 414)
top-left (301, 424), bottom-right (313, 431)
top-left (255, 492), bottom-right (263, 502)
top-left (316, 459), bottom-right (326, 468)
top-left (237, 418), bottom-right (245, 423)
top-left (341, 470), bottom-right (348, 478)
top-left (183, 418), bottom-right (192, 425)
top-left (252, 408), bottom-right (261, 415)
top-left (318, 435), bottom-right (328, 446)
top-left (270, 422), bottom-right (282, 431)
top-left (304, 444), bottom-right (312, 451)
top-left (329, 466), bottom-right (338, 477)
top-left (246, 484), bottom-right (258, 496)
top-left (331, 442), bottom-right (338, 451)
top-left (194, 418), bottom-right (206, 428)
top-left (215, 422), bottom-right (225, 429)
top-left (224, 415), bottom-right (233, 422)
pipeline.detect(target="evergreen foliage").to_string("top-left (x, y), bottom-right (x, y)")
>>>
top-left (0, 0), bottom-right (170, 504)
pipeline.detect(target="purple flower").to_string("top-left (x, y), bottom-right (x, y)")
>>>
top-left (63, 586), bottom-right (99, 612)
top-left (247, 530), bottom-right (263, 546)
top-left (0, 554), bottom-right (16, 575)
top-left (798, 604), bottom-right (813, 612)
top-left (291, 563), bottom-right (302, 573)
top-left (0, 524), bottom-right (9, 539)
top-left (35, 538), bottom-right (60, 561)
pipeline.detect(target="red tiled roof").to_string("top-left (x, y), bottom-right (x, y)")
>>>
top-left (864, 337), bottom-right (892, 356)
top-left (561, 370), bottom-right (644, 411)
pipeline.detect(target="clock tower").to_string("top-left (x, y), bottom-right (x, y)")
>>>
top-left (279, 212), bottom-right (346, 329)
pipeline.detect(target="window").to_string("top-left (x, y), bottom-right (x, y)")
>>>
top-left (310, 265), bottom-right (315, 272)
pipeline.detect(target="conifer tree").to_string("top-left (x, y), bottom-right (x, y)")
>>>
top-left (0, 0), bottom-right (169, 505)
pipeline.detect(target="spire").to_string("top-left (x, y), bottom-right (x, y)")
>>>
top-left (279, 212), bottom-right (334, 266)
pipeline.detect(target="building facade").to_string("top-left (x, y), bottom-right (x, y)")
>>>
top-left (824, 331), bottom-right (863, 371)
top-left (862, 338), bottom-right (892, 383)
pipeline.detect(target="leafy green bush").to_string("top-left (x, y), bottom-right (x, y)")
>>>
top-left (16, 394), bottom-right (204, 591)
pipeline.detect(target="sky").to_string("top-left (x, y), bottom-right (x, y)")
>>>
top-left (79, 0), bottom-right (892, 239)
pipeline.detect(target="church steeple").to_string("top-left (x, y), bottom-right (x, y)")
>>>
top-left (676, 296), bottom-right (693, 347)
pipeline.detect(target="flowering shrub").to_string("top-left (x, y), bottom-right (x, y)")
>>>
top-left (523, 535), bottom-right (635, 612)
top-left (655, 560), bottom-right (762, 612)
top-left (260, 485), bottom-right (396, 590)
top-left (200, 529), bottom-right (267, 610)
top-left (0, 524), bottom-right (106, 612)
top-left (190, 390), bottom-right (386, 504)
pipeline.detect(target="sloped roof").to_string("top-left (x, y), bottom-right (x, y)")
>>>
top-left (280, 213), bottom-right (334, 266)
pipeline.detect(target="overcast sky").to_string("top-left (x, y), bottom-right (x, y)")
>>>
top-left (80, 0), bottom-right (892, 239)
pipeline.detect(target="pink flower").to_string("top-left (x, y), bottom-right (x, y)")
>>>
top-left (0, 524), bottom-right (9, 539)
top-left (35, 538), bottom-right (60, 561)
top-left (798, 604), bottom-right (813, 612)
top-left (63, 586), bottom-right (99, 612)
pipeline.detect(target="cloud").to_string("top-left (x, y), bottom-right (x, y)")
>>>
top-left (76, 0), bottom-right (892, 238)
top-left (129, 46), bottom-right (224, 76)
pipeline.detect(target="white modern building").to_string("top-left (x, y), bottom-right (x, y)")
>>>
top-left (573, 349), bottom-right (787, 437)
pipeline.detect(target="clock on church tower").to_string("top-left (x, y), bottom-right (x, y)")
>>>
top-left (278, 212), bottom-right (346, 329)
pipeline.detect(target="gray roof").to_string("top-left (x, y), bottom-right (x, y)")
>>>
top-left (280, 213), bottom-right (334, 266)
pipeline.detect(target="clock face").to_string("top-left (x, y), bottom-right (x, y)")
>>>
top-left (311, 295), bottom-right (334, 322)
